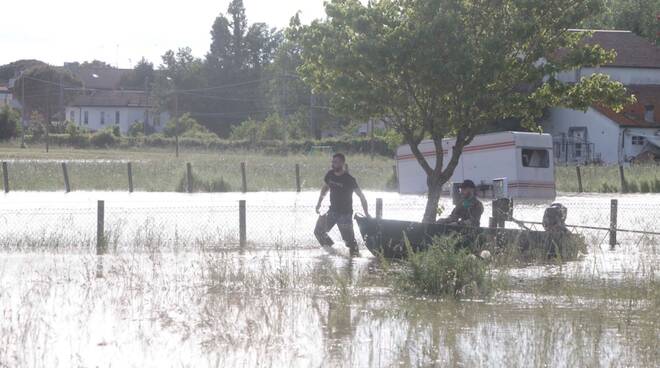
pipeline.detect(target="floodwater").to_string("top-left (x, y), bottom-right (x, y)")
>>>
top-left (0, 191), bottom-right (658, 367)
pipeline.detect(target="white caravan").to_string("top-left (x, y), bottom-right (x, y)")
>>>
top-left (396, 131), bottom-right (556, 200)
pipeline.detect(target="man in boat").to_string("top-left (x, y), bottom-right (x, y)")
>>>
top-left (314, 153), bottom-right (370, 257)
top-left (437, 179), bottom-right (484, 227)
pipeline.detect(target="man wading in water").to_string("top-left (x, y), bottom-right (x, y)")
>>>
top-left (314, 153), bottom-right (370, 257)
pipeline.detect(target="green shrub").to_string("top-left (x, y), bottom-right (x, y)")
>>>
top-left (90, 130), bottom-right (118, 148)
top-left (400, 235), bottom-right (489, 298)
top-left (654, 178), bottom-right (660, 193)
top-left (0, 106), bottom-right (21, 140)
top-left (600, 182), bottom-right (618, 193)
top-left (175, 172), bottom-right (231, 193)
top-left (640, 180), bottom-right (651, 193)
top-left (626, 180), bottom-right (639, 193)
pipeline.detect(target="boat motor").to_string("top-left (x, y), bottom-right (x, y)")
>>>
top-left (542, 203), bottom-right (568, 231)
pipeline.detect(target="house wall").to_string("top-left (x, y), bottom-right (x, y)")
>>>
top-left (542, 107), bottom-right (622, 164)
top-left (543, 107), bottom-right (660, 164)
top-left (557, 67), bottom-right (660, 85)
top-left (623, 127), bottom-right (660, 161)
top-left (65, 106), bottom-right (169, 134)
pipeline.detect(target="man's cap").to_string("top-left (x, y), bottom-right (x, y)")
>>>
top-left (460, 179), bottom-right (476, 189)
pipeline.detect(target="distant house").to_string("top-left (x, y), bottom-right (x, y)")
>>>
top-left (542, 30), bottom-right (660, 165)
top-left (59, 65), bottom-right (168, 134)
top-left (66, 90), bottom-right (169, 134)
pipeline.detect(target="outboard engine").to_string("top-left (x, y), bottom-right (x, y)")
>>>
top-left (543, 203), bottom-right (568, 231)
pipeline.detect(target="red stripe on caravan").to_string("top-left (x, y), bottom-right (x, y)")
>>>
top-left (396, 141), bottom-right (516, 161)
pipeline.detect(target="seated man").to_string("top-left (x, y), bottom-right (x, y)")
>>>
top-left (437, 179), bottom-right (484, 227)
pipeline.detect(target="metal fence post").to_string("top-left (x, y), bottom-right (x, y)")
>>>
top-left (97, 200), bottom-right (105, 254)
top-left (619, 165), bottom-right (627, 193)
top-left (609, 199), bottom-right (618, 250)
top-left (376, 198), bottom-right (383, 219)
top-left (186, 162), bottom-right (193, 193)
top-left (127, 162), bottom-right (134, 193)
top-left (62, 162), bottom-right (70, 193)
top-left (295, 164), bottom-right (301, 193)
top-left (576, 166), bottom-right (583, 193)
top-left (2, 162), bottom-right (8, 193)
top-left (241, 162), bottom-right (247, 193)
top-left (239, 200), bottom-right (246, 247)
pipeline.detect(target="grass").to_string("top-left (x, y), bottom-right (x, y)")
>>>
top-left (0, 144), bottom-right (395, 192)
top-left (556, 164), bottom-right (660, 193)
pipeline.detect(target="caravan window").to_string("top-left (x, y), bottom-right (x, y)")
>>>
top-left (522, 149), bottom-right (549, 168)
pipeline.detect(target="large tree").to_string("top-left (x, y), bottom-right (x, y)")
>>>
top-left (13, 65), bottom-right (82, 124)
top-left (298, 0), bottom-right (634, 222)
top-left (583, 0), bottom-right (660, 43)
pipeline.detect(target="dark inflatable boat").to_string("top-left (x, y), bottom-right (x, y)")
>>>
top-left (354, 215), bottom-right (582, 260)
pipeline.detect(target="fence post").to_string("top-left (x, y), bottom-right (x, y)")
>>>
top-left (239, 200), bottom-right (246, 247)
top-left (295, 164), bottom-right (301, 193)
top-left (61, 162), bottom-right (70, 193)
top-left (186, 162), bottom-right (193, 193)
top-left (127, 162), bottom-right (134, 193)
top-left (2, 162), bottom-right (8, 193)
top-left (97, 200), bottom-right (105, 255)
top-left (619, 165), bottom-right (627, 193)
top-left (241, 162), bottom-right (247, 193)
top-left (376, 198), bottom-right (383, 219)
top-left (609, 199), bottom-right (618, 250)
top-left (576, 166), bottom-right (583, 193)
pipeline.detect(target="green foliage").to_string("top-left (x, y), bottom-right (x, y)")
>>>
top-left (297, 0), bottom-right (633, 221)
top-left (175, 172), bottom-right (231, 193)
top-left (90, 129), bottom-right (118, 148)
top-left (163, 113), bottom-right (216, 139)
top-left (112, 126), bottom-right (120, 137)
top-left (582, 0), bottom-right (660, 43)
top-left (0, 106), bottom-right (21, 140)
top-left (230, 114), bottom-right (309, 142)
top-left (127, 121), bottom-right (156, 137)
top-left (13, 65), bottom-right (82, 120)
top-left (400, 235), bottom-right (489, 298)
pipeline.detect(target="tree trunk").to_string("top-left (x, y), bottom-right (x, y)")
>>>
top-left (422, 178), bottom-right (442, 223)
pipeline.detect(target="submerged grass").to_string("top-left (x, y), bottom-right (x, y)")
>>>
top-left (0, 145), bottom-right (395, 192)
top-left (555, 164), bottom-right (660, 193)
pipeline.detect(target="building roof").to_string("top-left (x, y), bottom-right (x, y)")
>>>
top-left (567, 30), bottom-right (660, 69)
top-left (69, 90), bottom-right (153, 108)
top-left (594, 84), bottom-right (660, 128)
top-left (61, 65), bottom-right (131, 90)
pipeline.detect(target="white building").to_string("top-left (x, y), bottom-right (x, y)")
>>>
top-left (65, 90), bottom-right (169, 134)
top-left (543, 30), bottom-right (660, 165)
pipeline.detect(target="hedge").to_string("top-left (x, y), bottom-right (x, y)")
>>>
top-left (23, 134), bottom-right (395, 156)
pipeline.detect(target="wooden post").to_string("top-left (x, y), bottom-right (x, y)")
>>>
top-left (239, 200), bottom-right (246, 247)
top-left (295, 164), bottom-right (301, 193)
top-left (392, 165), bottom-right (398, 192)
top-left (186, 162), bottom-right (193, 193)
top-left (97, 200), bottom-right (105, 255)
top-left (127, 162), bottom-right (134, 193)
top-left (576, 166), bottom-right (583, 193)
top-left (376, 198), bottom-right (383, 219)
top-left (619, 165), bottom-right (627, 193)
top-left (609, 199), bottom-right (618, 250)
top-left (2, 162), bottom-right (8, 193)
top-left (241, 162), bottom-right (247, 193)
top-left (61, 162), bottom-right (70, 193)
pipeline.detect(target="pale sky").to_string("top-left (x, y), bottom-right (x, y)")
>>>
top-left (0, 0), bottom-right (329, 69)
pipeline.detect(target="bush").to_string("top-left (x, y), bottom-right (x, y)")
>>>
top-left (164, 113), bottom-right (215, 138)
top-left (175, 172), bottom-right (231, 193)
top-left (400, 235), bottom-right (489, 298)
top-left (0, 106), bottom-right (21, 140)
top-left (90, 130), bottom-right (118, 148)
top-left (127, 121), bottom-right (156, 137)
top-left (640, 180), bottom-right (651, 193)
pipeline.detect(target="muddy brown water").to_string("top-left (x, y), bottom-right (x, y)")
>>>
top-left (0, 192), bottom-right (658, 367)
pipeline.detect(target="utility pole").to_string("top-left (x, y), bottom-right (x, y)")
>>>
top-left (282, 73), bottom-right (288, 144)
top-left (45, 84), bottom-right (50, 153)
top-left (174, 91), bottom-right (179, 158)
top-left (144, 75), bottom-right (150, 136)
top-left (59, 73), bottom-right (64, 123)
top-left (20, 74), bottom-right (26, 148)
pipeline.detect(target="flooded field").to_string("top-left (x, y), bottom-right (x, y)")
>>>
top-left (1, 191), bottom-right (658, 367)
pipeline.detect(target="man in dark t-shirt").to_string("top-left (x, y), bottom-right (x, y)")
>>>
top-left (314, 153), bottom-right (370, 256)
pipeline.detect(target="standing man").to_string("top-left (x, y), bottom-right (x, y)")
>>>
top-left (315, 153), bottom-right (370, 256)
top-left (437, 179), bottom-right (484, 227)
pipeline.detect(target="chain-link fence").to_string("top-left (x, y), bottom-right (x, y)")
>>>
top-left (1, 194), bottom-right (658, 252)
